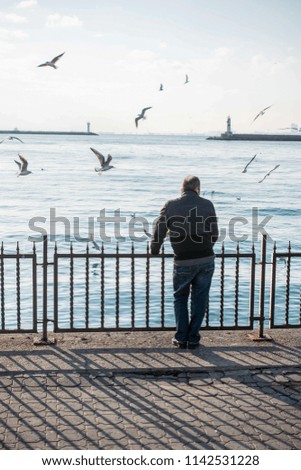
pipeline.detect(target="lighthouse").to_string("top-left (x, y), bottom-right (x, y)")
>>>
top-left (226, 116), bottom-right (232, 136)
top-left (87, 122), bottom-right (91, 134)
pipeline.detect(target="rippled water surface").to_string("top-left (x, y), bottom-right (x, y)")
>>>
top-left (1, 133), bottom-right (300, 329)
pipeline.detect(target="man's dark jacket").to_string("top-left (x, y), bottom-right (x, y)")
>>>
top-left (150, 190), bottom-right (219, 261)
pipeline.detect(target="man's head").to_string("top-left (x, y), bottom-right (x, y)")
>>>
top-left (181, 175), bottom-right (200, 194)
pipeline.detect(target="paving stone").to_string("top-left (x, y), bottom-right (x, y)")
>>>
top-left (287, 436), bottom-right (301, 449)
top-left (58, 429), bottom-right (86, 442)
top-left (0, 391), bottom-right (11, 401)
top-left (285, 372), bottom-right (301, 382)
top-left (202, 425), bottom-right (220, 437)
top-left (20, 416), bottom-right (45, 427)
top-left (19, 390), bottom-right (47, 401)
top-left (56, 374), bottom-right (82, 387)
top-left (23, 376), bottom-right (47, 387)
top-left (17, 430), bottom-right (44, 443)
top-left (56, 388), bottom-right (82, 399)
top-left (95, 413), bottom-right (123, 426)
top-left (57, 414), bottom-right (85, 426)
top-left (0, 377), bottom-right (13, 388)
top-left (223, 440), bottom-right (254, 450)
top-left (57, 401), bottom-right (83, 412)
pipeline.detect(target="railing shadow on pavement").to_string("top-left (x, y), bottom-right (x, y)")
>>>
top-left (1, 339), bottom-right (301, 449)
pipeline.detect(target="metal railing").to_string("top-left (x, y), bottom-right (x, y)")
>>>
top-left (0, 241), bottom-right (38, 333)
top-left (0, 235), bottom-right (300, 342)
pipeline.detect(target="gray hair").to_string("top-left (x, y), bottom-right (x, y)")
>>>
top-left (181, 175), bottom-right (200, 193)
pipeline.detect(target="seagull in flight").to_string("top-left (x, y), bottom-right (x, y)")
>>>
top-left (14, 154), bottom-right (32, 176)
top-left (159, 83), bottom-right (163, 91)
top-left (242, 154), bottom-right (258, 173)
top-left (89, 232), bottom-right (101, 251)
top-left (0, 136), bottom-right (24, 144)
top-left (258, 164), bottom-right (280, 183)
top-left (184, 74), bottom-right (189, 84)
top-left (143, 228), bottom-right (152, 238)
top-left (90, 147), bottom-right (114, 174)
top-left (135, 107), bottom-right (152, 128)
top-left (251, 105), bottom-right (272, 125)
top-left (37, 52), bottom-right (65, 69)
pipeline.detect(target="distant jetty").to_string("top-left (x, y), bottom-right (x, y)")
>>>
top-left (207, 116), bottom-right (301, 142)
top-left (0, 129), bottom-right (98, 136)
top-left (0, 122), bottom-right (98, 136)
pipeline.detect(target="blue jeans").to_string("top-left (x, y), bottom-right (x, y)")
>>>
top-left (173, 259), bottom-right (215, 344)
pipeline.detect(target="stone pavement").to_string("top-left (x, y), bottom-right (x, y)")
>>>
top-left (0, 329), bottom-right (301, 450)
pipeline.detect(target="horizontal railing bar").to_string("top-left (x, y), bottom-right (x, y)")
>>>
top-left (274, 252), bottom-right (301, 257)
top-left (0, 254), bottom-right (35, 259)
top-left (54, 253), bottom-right (174, 259)
top-left (55, 326), bottom-right (177, 333)
top-left (269, 324), bottom-right (301, 329)
top-left (54, 325), bottom-right (254, 333)
top-left (0, 329), bottom-right (36, 334)
top-left (53, 253), bottom-right (255, 259)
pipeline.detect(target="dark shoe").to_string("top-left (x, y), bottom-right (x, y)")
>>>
top-left (188, 342), bottom-right (200, 350)
top-left (172, 338), bottom-right (187, 349)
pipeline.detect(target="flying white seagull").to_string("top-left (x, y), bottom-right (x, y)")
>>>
top-left (90, 147), bottom-right (114, 174)
top-left (184, 74), bottom-right (189, 84)
top-left (251, 105), bottom-right (272, 125)
top-left (242, 154), bottom-right (258, 173)
top-left (0, 136), bottom-right (24, 144)
top-left (14, 154), bottom-right (32, 176)
top-left (37, 52), bottom-right (65, 69)
top-left (258, 164), bottom-right (280, 183)
top-left (135, 107), bottom-right (152, 128)
top-left (159, 84), bottom-right (163, 91)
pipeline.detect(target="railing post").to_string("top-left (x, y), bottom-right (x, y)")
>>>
top-left (251, 234), bottom-right (272, 341)
top-left (42, 234), bottom-right (48, 342)
top-left (34, 234), bottom-right (55, 345)
top-left (258, 234), bottom-right (267, 338)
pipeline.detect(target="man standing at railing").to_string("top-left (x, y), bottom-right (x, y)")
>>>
top-left (150, 175), bottom-right (219, 349)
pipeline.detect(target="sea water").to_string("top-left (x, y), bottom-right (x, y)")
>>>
top-left (0, 133), bottom-right (300, 329)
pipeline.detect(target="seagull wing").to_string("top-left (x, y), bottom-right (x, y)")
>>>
top-left (92, 240), bottom-right (101, 251)
top-left (14, 160), bottom-right (21, 169)
top-left (251, 112), bottom-right (261, 124)
top-left (140, 107), bottom-right (152, 117)
top-left (90, 147), bottom-right (105, 166)
top-left (267, 164), bottom-right (280, 176)
top-left (51, 52), bottom-right (65, 64)
top-left (247, 154), bottom-right (256, 168)
top-left (135, 117), bottom-right (140, 128)
top-left (143, 229), bottom-right (152, 238)
top-left (18, 154), bottom-right (28, 171)
top-left (37, 62), bottom-right (49, 67)
top-left (262, 105), bottom-right (273, 113)
top-left (106, 154), bottom-right (113, 165)
top-left (11, 136), bottom-right (24, 143)
top-left (258, 174), bottom-right (267, 183)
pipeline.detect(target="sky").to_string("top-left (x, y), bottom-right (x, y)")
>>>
top-left (0, 0), bottom-right (301, 134)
